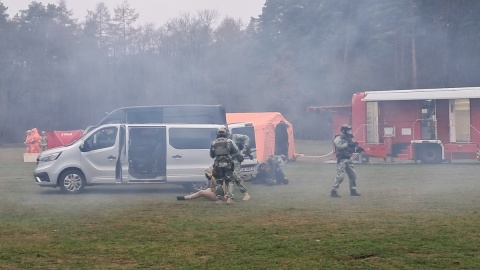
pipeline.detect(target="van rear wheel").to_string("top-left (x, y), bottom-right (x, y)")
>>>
top-left (59, 169), bottom-right (86, 194)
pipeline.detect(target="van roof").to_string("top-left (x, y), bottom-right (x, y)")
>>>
top-left (96, 105), bottom-right (227, 126)
top-left (116, 123), bottom-right (224, 128)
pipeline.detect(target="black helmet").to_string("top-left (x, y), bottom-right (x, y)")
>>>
top-left (217, 126), bottom-right (229, 137)
top-left (340, 124), bottom-right (352, 133)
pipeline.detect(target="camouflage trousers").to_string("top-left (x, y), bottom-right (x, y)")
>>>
top-left (214, 166), bottom-right (235, 200)
top-left (233, 160), bottom-right (247, 194)
top-left (332, 158), bottom-right (357, 191)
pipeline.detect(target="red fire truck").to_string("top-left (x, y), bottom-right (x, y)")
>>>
top-left (308, 87), bottom-right (480, 163)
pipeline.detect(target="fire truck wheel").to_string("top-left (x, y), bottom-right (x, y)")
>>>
top-left (419, 144), bottom-right (441, 164)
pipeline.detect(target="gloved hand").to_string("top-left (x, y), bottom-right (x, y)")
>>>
top-left (236, 154), bottom-right (244, 162)
top-left (348, 141), bottom-right (358, 147)
top-left (242, 148), bottom-right (247, 155)
top-left (356, 146), bottom-right (365, 153)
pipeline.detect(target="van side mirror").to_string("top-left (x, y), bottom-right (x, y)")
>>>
top-left (80, 141), bottom-right (91, 152)
top-left (79, 142), bottom-right (86, 152)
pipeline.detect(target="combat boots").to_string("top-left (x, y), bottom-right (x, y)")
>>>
top-left (330, 190), bottom-right (341, 198)
top-left (350, 190), bottom-right (361, 196)
top-left (242, 192), bottom-right (251, 201)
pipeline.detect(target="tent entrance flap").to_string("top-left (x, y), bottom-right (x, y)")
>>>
top-left (275, 122), bottom-right (289, 156)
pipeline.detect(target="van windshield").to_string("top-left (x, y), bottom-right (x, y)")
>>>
top-left (231, 127), bottom-right (256, 148)
top-left (97, 105), bottom-right (227, 126)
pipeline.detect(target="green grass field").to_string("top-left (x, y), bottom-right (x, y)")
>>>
top-left (1, 141), bottom-right (480, 269)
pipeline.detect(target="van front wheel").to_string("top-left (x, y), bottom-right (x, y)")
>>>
top-left (59, 169), bottom-right (86, 194)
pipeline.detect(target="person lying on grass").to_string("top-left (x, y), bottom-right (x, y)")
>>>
top-left (177, 167), bottom-right (251, 204)
top-left (176, 167), bottom-right (226, 202)
top-left (176, 189), bottom-right (217, 201)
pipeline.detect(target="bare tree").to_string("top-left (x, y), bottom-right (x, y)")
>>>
top-left (85, 2), bottom-right (112, 51)
top-left (410, 0), bottom-right (418, 88)
top-left (163, 10), bottom-right (218, 103)
top-left (112, 0), bottom-right (139, 56)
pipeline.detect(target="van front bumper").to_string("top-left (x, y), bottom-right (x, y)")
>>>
top-left (240, 164), bottom-right (258, 178)
top-left (34, 172), bottom-right (57, 187)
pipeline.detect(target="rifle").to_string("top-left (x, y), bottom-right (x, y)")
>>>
top-left (355, 145), bottom-right (365, 153)
top-left (348, 139), bottom-right (365, 153)
top-left (244, 147), bottom-right (255, 160)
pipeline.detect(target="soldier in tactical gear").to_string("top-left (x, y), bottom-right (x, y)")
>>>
top-left (228, 131), bottom-right (251, 201)
top-left (210, 126), bottom-right (240, 204)
top-left (331, 124), bottom-right (362, 197)
top-left (252, 154), bottom-right (289, 185)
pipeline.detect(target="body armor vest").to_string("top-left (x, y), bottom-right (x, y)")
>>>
top-left (213, 137), bottom-right (230, 156)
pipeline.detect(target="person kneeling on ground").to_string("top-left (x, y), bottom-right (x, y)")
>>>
top-left (252, 154), bottom-right (290, 185)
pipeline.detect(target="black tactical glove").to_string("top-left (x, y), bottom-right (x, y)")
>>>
top-left (236, 154), bottom-right (244, 162)
top-left (356, 146), bottom-right (365, 153)
top-left (348, 141), bottom-right (358, 147)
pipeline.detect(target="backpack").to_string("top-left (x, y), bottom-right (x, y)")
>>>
top-left (213, 137), bottom-right (231, 157)
top-left (212, 138), bottom-right (233, 178)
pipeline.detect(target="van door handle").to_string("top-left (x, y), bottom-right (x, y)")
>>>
top-left (107, 155), bottom-right (117, 160)
top-left (172, 155), bottom-right (182, 159)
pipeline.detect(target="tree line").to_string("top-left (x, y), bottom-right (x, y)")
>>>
top-left (1, 0), bottom-right (480, 143)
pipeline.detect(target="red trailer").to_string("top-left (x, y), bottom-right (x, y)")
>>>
top-left (308, 87), bottom-right (480, 163)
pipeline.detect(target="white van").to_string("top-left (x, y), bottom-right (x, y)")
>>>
top-left (34, 123), bottom-right (222, 194)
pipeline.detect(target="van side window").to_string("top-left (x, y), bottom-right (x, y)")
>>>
top-left (83, 127), bottom-right (118, 151)
top-left (169, 128), bottom-right (217, 149)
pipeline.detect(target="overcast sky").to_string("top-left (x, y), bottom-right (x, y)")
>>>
top-left (2, 0), bottom-right (265, 26)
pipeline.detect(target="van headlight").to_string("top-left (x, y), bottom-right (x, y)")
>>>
top-left (39, 152), bottom-right (62, 162)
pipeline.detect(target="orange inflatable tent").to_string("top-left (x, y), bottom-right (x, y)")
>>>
top-left (226, 112), bottom-right (295, 162)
